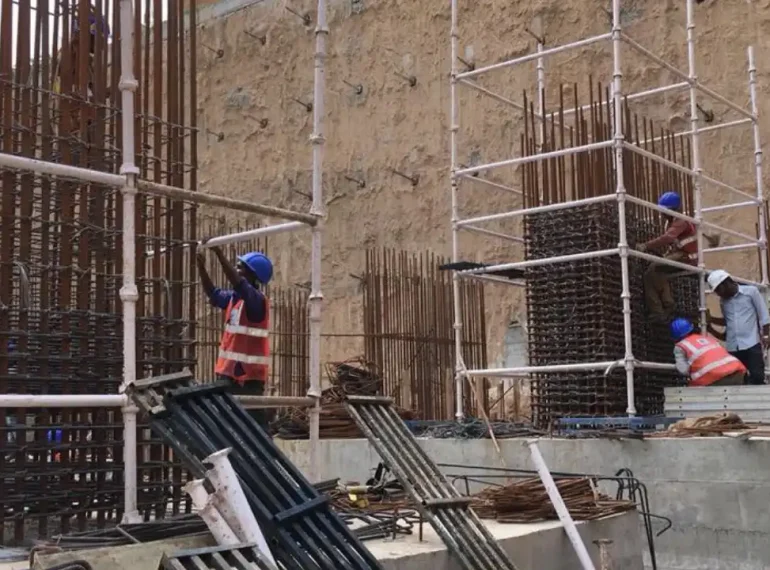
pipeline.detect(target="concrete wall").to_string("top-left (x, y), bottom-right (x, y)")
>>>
top-left (191, 0), bottom-right (770, 370)
top-left (277, 437), bottom-right (770, 570)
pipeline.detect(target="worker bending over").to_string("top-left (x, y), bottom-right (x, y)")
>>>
top-left (638, 191), bottom-right (718, 323)
top-left (671, 318), bottom-right (747, 387)
top-left (197, 247), bottom-right (273, 432)
top-left (706, 269), bottom-right (769, 385)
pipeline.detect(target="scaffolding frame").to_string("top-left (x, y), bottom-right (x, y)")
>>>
top-left (0, 0), bottom-right (328, 523)
top-left (449, 0), bottom-right (768, 419)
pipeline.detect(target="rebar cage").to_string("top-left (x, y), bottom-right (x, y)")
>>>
top-left (449, 0), bottom-right (770, 421)
top-left (0, 0), bottom-right (327, 544)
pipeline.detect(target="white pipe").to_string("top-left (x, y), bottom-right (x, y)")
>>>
top-left (119, 0), bottom-right (141, 525)
top-left (611, 0), bottom-right (636, 417)
top-left (623, 195), bottom-right (702, 225)
top-left (636, 118), bottom-right (752, 146)
top-left (633, 361), bottom-right (677, 372)
top-left (458, 79), bottom-right (527, 113)
top-left (705, 243), bottom-right (760, 254)
top-left (465, 361), bottom-right (621, 377)
top-left (199, 222), bottom-right (307, 249)
top-left (450, 0), bottom-right (464, 420)
top-left (537, 39), bottom-right (545, 164)
top-left (458, 174), bottom-right (523, 195)
top-left (460, 225), bottom-right (525, 243)
top-left (0, 395), bottom-right (127, 407)
top-left (686, 0), bottom-right (707, 333)
top-left (306, 0), bottom-right (328, 482)
top-left (748, 46), bottom-right (769, 287)
top-left (458, 248), bottom-right (620, 275)
top-left (700, 173), bottom-right (759, 202)
top-left (620, 34), bottom-right (754, 121)
top-left (205, 449), bottom-right (276, 565)
top-left (627, 249), bottom-right (702, 274)
top-left (457, 33), bottom-right (612, 80)
top-left (702, 201), bottom-right (760, 213)
top-left (0, 151), bottom-right (125, 186)
top-left (184, 479), bottom-right (240, 546)
top-left (456, 194), bottom-right (616, 227)
top-left (455, 139), bottom-right (614, 176)
top-left (561, 82), bottom-right (689, 117)
top-left (526, 441), bottom-right (598, 570)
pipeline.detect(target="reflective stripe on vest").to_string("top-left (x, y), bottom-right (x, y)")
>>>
top-left (217, 350), bottom-right (271, 365)
top-left (215, 298), bottom-right (270, 382)
top-left (224, 324), bottom-right (269, 337)
top-left (676, 333), bottom-right (746, 386)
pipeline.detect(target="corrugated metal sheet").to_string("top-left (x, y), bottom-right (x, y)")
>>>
top-left (664, 386), bottom-right (770, 423)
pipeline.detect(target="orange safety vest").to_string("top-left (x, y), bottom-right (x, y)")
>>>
top-left (215, 298), bottom-right (270, 383)
top-left (671, 220), bottom-right (698, 264)
top-left (676, 333), bottom-right (746, 386)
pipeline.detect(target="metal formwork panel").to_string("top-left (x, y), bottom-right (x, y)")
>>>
top-left (664, 386), bottom-right (770, 423)
top-left (160, 544), bottom-right (279, 570)
top-left (128, 371), bottom-right (383, 570)
top-left (344, 395), bottom-right (518, 570)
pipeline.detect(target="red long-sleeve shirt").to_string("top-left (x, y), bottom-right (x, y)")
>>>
top-left (645, 219), bottom-right (693, 251)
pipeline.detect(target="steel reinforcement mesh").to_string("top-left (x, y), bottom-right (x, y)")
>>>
top-left (526, 203), bottom-right (698, 428)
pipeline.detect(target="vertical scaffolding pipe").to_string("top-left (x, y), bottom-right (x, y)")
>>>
top-left (118, 0), bottom-right (141, 523)
top-left (748, 47), bottom-right (768, 288)
top-left (537, 39), bottom-right (545, 167)
top-left (307, 0), bottom-right (328, 481)
top-left (450, 0), bottom-right (465, 420)
top-left (611, 0), bottom-right (636, 415)
top-left (686, 0), bottom-right (707, 332)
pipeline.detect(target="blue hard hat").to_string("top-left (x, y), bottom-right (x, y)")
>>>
top-left (237, 252), bottom-right (273, 285)
top-left (658, 191), bottom-right (681, 210)
top-left (47, 429), bottom-right (63, 444)
top-left (670, 318), bottom-right (694, 341)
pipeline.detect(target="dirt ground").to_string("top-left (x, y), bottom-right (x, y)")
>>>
top-left (191, 0), bottom-right (770, 410)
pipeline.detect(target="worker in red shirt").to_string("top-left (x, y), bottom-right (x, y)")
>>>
top-left (196, 247), bottom-right (272, 433)
top-left (637, 191), bottom-right (719, 323)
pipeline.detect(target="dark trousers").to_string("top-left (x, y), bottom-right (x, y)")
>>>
top-left (217, 375), bottom-right (270, 434)
top-left (729, 344), bottom-right (766, 385)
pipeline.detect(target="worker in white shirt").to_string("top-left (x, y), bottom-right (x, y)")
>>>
top-left (706, 269), bottom-right (770, 385)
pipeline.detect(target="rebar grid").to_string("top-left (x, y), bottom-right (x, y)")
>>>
top-left (363, 249), bottom-right (488, 420)
top-left (0, 0), bottom-right (199, 544)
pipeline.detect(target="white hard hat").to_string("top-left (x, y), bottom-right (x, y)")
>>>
top-left (707, 269), bottom-right (731, 290)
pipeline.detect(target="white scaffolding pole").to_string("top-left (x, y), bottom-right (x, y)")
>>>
top-left (118, 0), bottom-right (141, 524)
top-left (748, 46), bottom-right (769, 288)
top-left (686, 0), bottom-right (707, 333)
top-left (611, 0), bottom-right (636, 416)
top-left (306, 0), bottom-right (328, 482)
top-left (450, 0), bottom-right (465, 420)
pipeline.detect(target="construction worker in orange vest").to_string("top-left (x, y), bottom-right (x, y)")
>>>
top-left (196, 247), bottom-right (272, 432)
top-left (638, 191), bottom-right (719, 324)
top-left (671, 318), bottom-right (747, 387)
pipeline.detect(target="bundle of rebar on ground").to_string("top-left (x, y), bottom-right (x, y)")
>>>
top-left (407, 419), bottom-right (544, 439)
top-left (470, 477), bottom-right (636, 523)
top-left (648, 413), bottom-right (754, 438)
top-left (272, 361), bottom-right (417, 439)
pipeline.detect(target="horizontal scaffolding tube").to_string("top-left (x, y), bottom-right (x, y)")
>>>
top-left (704, 242), bottom-right (760, 254)
top-left (460, 225), bottom-right (525, 243)
top-left (0, 395), bottom-right (128, 407)
top-left (0, 152), bottom-right (319, 224)
top-left (700, 172), bottom-right (759, 202)
top-left (457, 33), bottom-right (612, 80)
top-left (624, 194), bottom-right (701, 225)
top-left (628, 249), bottom-right (702, 274)
top-left (0, 151), bottom-right (125, 186)
top-left (459, 173), bottom-right (523, 195)
top-left (200, 222), bottom-right (308, 249)
top-left (0, 394), bottom-right (315, 409)
top-left (458, 248), bottom-right (620, 275)
top-left (638, 118), bottom-right (753, 146)
top-left (238, 396), bottom-right (315, 408)
top-left (702, 201), bottom-right (760, 213)
top-left (137, 180), bottom-right (318, 225)
top-left (621, 34), bottom-right (754, 120)
top-left (456, 194), bottom-right (616, 227)
top-left (562, 82), bottom-right (688, 117)
top-left (464, 361), bottom-right (621, 377)
top-left (463, 273), bottom-right (527, 287)
top-left (455, 139), bottom-right (614, 176)
top-left (634, 361), bottom-right (677, 372)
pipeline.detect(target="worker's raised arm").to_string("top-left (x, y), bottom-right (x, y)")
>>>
top-left (212, 246), bottom-right (242, 289)
top-left (197, 251), bottom-right (234, 310)
top-left (673, 345), bottom-right (690, 376)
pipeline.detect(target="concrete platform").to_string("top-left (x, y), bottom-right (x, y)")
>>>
top-left (9, 511), bottom-right (641, 570)
top-left (277, 436), bottom-right (770, 570)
